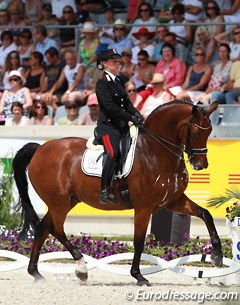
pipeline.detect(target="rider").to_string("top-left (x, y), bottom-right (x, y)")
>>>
top-left (95, 48), bottom-right (144, 204)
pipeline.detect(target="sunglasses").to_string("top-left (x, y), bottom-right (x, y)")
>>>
top-left (140, 9), bottom-right (149, 12)
top-left (36, 105), bottom-right (44, 109)
top-left (63, 10), bottom-right (72, 14)
top-left (10, 55), bottom-right (18, 59)
top-left (9, 77), bottom-right (20, 82)
top-left (66, 105), bottom-right (77, 109)
top-left (127, 89), bottom-right (136, 93)
top-left (233, 31), bottom-right (240, 35)
top-left (195, 53), bottom-right (205, 56)
top-left (115, 27), bottom-right (125, 31)
top-left (207, 6), bottom-right (216, 10)
top-left (138, 57), bottom-right (147, 61)
top-left (122, 53), bottom-right (131, 57)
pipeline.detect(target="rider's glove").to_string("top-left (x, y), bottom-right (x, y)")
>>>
top-left (131, 112), bottom-right (144, 127)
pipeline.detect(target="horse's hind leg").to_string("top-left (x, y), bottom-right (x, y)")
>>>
top-left (49, 209), bottom-right (88, 283)
top-left (28, 212), bottom-right (52, 281)
top-left (167, 194), bottom-right (223, 267)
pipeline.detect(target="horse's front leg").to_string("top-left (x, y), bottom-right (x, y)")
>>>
top-left (131, 209), bottom-right (152, 286)
top-left (167, 194), bottom-right (223, 267)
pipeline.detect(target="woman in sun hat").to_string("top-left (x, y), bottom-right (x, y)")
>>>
top-left (131, 27), bottom-right (155, 64)
top-left (77, 21), bottom-right (99, 76)
top-left (0, 70), bottom-right (32, 118)
top-left (141, 73), bottom-right (173, 119)
top-left (77, 93), bottom-right (99, 125)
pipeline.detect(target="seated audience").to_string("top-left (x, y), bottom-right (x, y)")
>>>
top-left (152, 25), bottom-right (168, 63)
top-left (78, 93), bottom-right (99, 125)
top-left (215, 26), bottom-right (240, 62)
top-left (210, 59), bottom-right (240, 104)
top-left (8, 6), bottom-right (27, 38)
top-left (175, 47), bottom-right (212, 102)
top-left (5, 101), bottom-right (29, 126)
top-left (119, 48), bottom-right (135, 83)
top-left (24, 0), bottom-right (43, 24)
top-left (221, 0), bottom-right (240, 33)
top-left (130, 50), bottom-right (155, 92)
top-left (141, 73), bottom-right (173, 119)
top-left (56, 100), bottom-right (80, 125)
top-left (0, 70), bottom-right (32, 118)
top-left (24, 51), bottom-right (46, 100)
top-left (203, 1), bottom-right (224, 38)
top-left (127, 2), bottom-right (158, 45)
top-left (97, 7), bottom-right (115, 52)
top-left (108, 19), bottom-right (133, 54)
top-left (39, 3), bottom-right (60, 40)
top-left (0, 30), bottom-right (17, 72)
top-left (155, 43), bottom-right (186, 88)
top-left (51, 0), bottom-right (77, 20)
top-left (18, 29), bottom-right (35, 69)
top-left (131, 27), bottom-right (155, 64)
top-left (195, 43), bottom-right (233, 104)
top-left (29, 100), bottom-right (53, 125)
top-left (0, 9), bottom-right (10, 37)
top-left (181, 0), bottom-right (204, 22)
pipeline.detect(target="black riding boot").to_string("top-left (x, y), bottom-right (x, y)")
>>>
top-left (99, 154), bottom-right (116, 204)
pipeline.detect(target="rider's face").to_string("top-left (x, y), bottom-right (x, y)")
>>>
top-left (103, 59), bottom-right (121, 75)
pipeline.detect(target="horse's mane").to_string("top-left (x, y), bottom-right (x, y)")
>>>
top-left (147, 99), bottom-right (194, 121)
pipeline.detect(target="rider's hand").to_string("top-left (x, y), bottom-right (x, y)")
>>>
top-left (131, 113), bottom-right (144, 127)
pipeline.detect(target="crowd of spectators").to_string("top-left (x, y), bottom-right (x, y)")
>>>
top-left (0, 0), bottom-right (240, 126)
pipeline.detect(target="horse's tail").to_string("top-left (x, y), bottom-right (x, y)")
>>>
top-left (12, 142), bottom-right (41, 238)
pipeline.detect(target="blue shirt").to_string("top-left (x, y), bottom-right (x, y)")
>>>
top-left (108, 36), bottom-right (134, 55)
top-left (36, 37), bottom-right (59, 63)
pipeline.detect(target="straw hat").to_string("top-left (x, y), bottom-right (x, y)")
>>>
top-left (122, 48), bottom-right (132, 56)
top-left (114, 19), bottom-right (126, 29)
top-left (150, 73), bottom-right (165, 84)
top-left (82, 22), bottom-right (96, 33)
top-left (132, 27), bottom-right (155, 40)
top-left (8, 70), bottom-right (26, 85)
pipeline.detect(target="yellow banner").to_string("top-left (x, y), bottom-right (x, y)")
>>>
top-left (69, 140), bottom-right (240, 217)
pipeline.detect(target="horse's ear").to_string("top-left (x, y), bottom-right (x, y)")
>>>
top-left (206, 101), bottom-right (219, 116)
top-left (192, 104), bottom-right (202, 117)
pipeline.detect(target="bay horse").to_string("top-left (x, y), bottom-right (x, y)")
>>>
top-left (12, 100), bottom-right (222, 286)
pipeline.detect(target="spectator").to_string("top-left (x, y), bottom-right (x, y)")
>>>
top-left (33, 24), bottom-right (59, 63)
top-left (1, 50), bottom-right (24, 90)
top-left (119, 48), bottom-right (135, 82)
top-left (163, 32), bottom-right (194, 66)
top-left (141, 73), bottom-right (173, 119)
top-left (152, 25), bottom-right (168, 63)
top-left (175, 47), bottom-right (212, 102)
top-left (203, 1), bottom-right (224, 38)
top-left (221, 0), bottom-right (240, 33)
top-left (155, 43), bottom-right (186, 89)
top-left (125, 0), bottom-right (144, 23)
top-left (195, 43), bottom-right (232, 104)
top-left (193, 26), bottom-right (218, 65)
top-left (39, 3), bottom-right (60, 41)
top-left (0, 30), bottom-right (17, 72)
top-left (59, 5), bottom-right (78, 54)
top-left (77, 93), bottom-right (99, 125)
top-left (51, 0), bottom-right (77, 20)
top-left (75, 1), bottom-right (89, 24)
top-left (131, 27), bottom-right (155, 64)
top-left (24, 0), bottom-right (43, 24)
top-left (181, 0), bottom-right (204, 22)
top-left (210, 60), bottom-right (240, 104)
top-left (124, 81), bottom-right (140, 108)
top-left (29, 100), bottom-right (53, 125)
top-left (56, 100), bottom-right (80, 125)
top-left (45, 49), bottom-right (90, 110)
top-left (24, 51), bottom-right (46, 100)
top-left (77, 0), bottom-right (105, 13)
top-left (7, 0), bottom-right (25, 19)
top-left (5, 101), bottom-right (29, 126)
top-left (18, 29), bottom-right (35, 69)
top-left (130, 50), bottom-right (155, 91)
top-left (8, 7), bottom-right (27, 37)
top-left (127, 2), bottom-right (158, 45)
top-left (0, 70), bottom-right (32, 118)
top-left (77, 21), bottom-right (98, 77)
top-left (169, 3), bottom-right (193, 45)
top-left (97, 7), bottom-right (115, 52)
top-left (0, 9), bottom-right (10, 37)
top-left (215, 26), bottom-right (240, 62)
top-left (108, 19), bottom-right (133, 54)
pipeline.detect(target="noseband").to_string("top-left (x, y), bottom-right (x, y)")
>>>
top-left (140, 115), bottom-right (211, 161)
top-left (184, 116), bottom-right (211, 158)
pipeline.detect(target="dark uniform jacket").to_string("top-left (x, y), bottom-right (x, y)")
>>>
top-left (95, 71), bottom-right (138, 137)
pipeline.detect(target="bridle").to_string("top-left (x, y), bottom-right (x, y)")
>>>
top-left (140, 115), bottom-right (211, 161)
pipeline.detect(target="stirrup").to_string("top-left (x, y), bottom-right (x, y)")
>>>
top-left (99, 187), bottom-right (116, 204)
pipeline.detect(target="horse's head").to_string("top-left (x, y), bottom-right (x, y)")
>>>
top-left (181, 101), bottom-right (218, 170)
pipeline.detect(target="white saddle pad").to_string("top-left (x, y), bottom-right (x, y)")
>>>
top-left (81, 126), bottom-right (138, 178)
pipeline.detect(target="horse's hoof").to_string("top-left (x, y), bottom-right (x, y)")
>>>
top-left (211, 253), bottom-right (223, 267)
top-left (33, 275), bottom-right (46, 283)
top-left (75, 257), bottom-right (88, 284)
top-left (75, 270), bottom-right (88, 284)
top-left (137, 279), bottom-right (151, 286)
